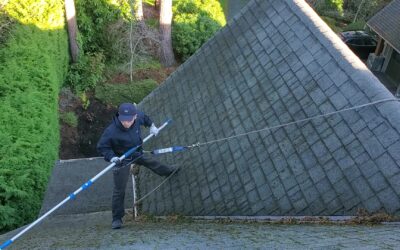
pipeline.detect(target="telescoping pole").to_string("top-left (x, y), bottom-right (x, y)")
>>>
top-left (0, 119), bottom-right (172, 250)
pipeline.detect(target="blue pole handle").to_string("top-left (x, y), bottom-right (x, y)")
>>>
top-left (152, 146), bottom-right (186, 155)
top-left (122, 145), bottom-right (141, 160)
top-left (0, 239), bottom-right (13, 249)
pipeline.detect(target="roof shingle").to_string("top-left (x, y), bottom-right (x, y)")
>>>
top-left (137, 0), bottom-right (400, 216)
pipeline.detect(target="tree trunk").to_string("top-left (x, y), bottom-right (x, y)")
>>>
top-left (65, 0), bottom-right (79, 63)
top-left (136, 0), bottom-right (144, 22)
top-left (136, 0), bottom-right (147, 32)
top-left (159, 0), bottom-right (175, 67)
top-left (353, 0), bottom-right (366, 22)
top-left (155, 0), bottom-right (161, 11)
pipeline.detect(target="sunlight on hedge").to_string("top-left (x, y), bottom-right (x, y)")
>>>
top-left (0, 0), bottom-right (68, 232)
top-left (3, 0), bottom-right (65, 30)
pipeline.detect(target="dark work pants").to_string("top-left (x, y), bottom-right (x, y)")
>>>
top-left (112, 155), bottom-right (174, 221)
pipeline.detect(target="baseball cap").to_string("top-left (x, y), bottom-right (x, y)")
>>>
top-left (118, 103), bottom-right (137, 122)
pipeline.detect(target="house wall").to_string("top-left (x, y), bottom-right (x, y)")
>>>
top-left (381, 45), bottom-right (393, 72)
top-left (386, 50), bottom-right (400, 84)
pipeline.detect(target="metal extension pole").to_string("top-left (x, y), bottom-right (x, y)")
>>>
top-left (132, 170), bottom-right (138, 218)
top-left (0, 119), bottom-right (172, 250)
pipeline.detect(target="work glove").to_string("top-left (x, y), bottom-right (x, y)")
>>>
top-left (150, 123), bottom-right (159, 136)
top-left (110, 157), bottom-right (121, 165)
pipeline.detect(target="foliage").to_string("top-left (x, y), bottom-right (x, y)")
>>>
top-left (312, 0), bottom-right (391, 26)
top-left (134, 58), bottom-right (162, 70)
top-left (342, 20), bottom-right (366, 31)
top-left (75, 0), bottom-right (131, 57)
top-left (343, 0), bottom-right (392, 22)
top-left (145, 17), bottom-right (159, 29)
top-left (310, 0), bottom-right (391, 34)
top-left (101, 19), bottom-right (131, 64)
top-left (95, 79), bottom-right (158, 106)
top-left (79, 92), bottom-right (91, 110)
top-left (60, 112), bottom-right (78, 127)
top-left (67, 0), bottom-right (133, 93)
top-left (321, 16), bottom-right (343, 33)
top-left (143, 0), bottom-right (155, 6)
top-left (0, 9), bottom-right (14, 46)
top-left (315, 0), bottom-right (344, 16)
top-left (66, 52), bottom-right (105, 93)
top-left (172, 0), bottom-right (226, 61)
top-left (0, 0), bottom-right (68, 231)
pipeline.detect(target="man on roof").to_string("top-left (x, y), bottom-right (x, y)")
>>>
top-left (97, 103), bottom-right (178, 229)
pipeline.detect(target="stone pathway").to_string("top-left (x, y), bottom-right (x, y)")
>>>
top-left (1, 211), bottom-right (399, 249)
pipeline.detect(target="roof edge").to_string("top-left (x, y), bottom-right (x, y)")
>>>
top-left (287, 0), bottom-right (394, 101)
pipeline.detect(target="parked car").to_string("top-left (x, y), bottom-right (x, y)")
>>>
top-left (340, 31), bottom-right (377, 59)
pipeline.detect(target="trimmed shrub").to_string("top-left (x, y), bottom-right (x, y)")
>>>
top-left (0, 0), bottom-right (68, 231)
top-left (95, 80), bottom-right (158, 106)
top-left (66, 52), bottom-right (106, 93)
top-left (172, 0), bottom-right (225, 61)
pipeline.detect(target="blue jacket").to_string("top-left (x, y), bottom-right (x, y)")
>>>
top-left (97, 111), bottom-right (153, 162)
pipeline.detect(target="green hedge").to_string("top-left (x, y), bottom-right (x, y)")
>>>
top-left (0, 0), bottom-right (68, 231)
top-left (172, 0), bottom-right (226, 61)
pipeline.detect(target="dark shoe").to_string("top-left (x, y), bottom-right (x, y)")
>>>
top-left (112, 219), bottom-right (122, 229)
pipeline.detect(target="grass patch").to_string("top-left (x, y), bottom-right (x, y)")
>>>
top-left (145, 17), bottom-right (159, 29)
top-left (134, 58), bottom-right (162, 71)
top-left (348, 209), bottom-right (399, 225)
top-left (321, 16), bottom-right (343, 33)
top-left (95, 79), bottom-right (158, 106)
top-left (342, 20), bottom-right (366, 31)
top-left (105, 57), bottom-right (162, 79)
top-left (134, 214), bottom-right (194, 223)
top-left (60, 112), bottom-right (78, 127)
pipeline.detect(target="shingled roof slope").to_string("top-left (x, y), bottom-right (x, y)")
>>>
top-left (367, 0), bottom-right (400, 53)
top-left (138, 0), bottom-right (400, 216)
